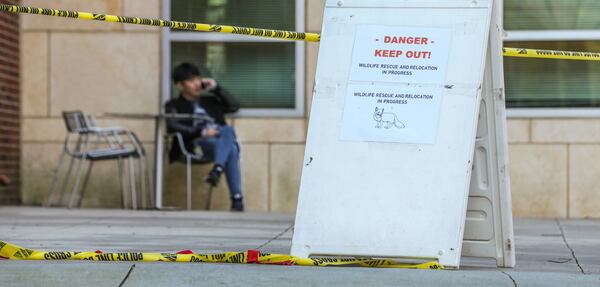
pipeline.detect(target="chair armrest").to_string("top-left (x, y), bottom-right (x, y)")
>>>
top-left (87, 126), bottom-right (129, 135)
top-left (85, 126), bottom-right (133, 151)
top-left (103, 128), bottom-right (146, 157)
top-left (126, 131), bottom-right (146, 156)
top-left (63, 133), bottom-right (85, 157)
top-left (166, 132), bottom-right (198, 158)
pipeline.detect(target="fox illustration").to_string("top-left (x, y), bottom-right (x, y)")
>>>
top-left (373, 107), bottom-right (405, 129)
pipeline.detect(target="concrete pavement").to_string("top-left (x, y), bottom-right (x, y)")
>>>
top-left (1, 207), bottom-right (599, 286)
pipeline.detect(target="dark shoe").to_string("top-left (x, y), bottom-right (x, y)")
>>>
top-left (205, 165), bottom-right (224, 186)
top-left (231, 194), bottom-right (244, 212)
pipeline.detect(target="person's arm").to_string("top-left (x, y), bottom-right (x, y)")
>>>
top-left (165, 102), bottom-right (201, 138)
top-left (213, 84), bottom-right (240, 113)
top-left (201, 78), bottom-right (240, 113)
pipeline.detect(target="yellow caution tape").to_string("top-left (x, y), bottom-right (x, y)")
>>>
top-left (0, 4), bottom-right (320, 42)
top-left (503, 47), bottom-right (600, 61)
top-left (2, 4), bottom-right (599, 61)
top-left (0, 241), bottom-right (443, 269)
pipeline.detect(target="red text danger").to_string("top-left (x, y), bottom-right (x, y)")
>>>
top-left (384, 36), bottom-right (429, 45)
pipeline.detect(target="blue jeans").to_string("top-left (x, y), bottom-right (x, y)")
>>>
top-left (194, 125), bottom-right (242, 199)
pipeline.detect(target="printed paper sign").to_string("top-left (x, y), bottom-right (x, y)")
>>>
top-left (340, 85), bottom-right (443, 144)
top-left (349, 25), bottom-right (452, 84)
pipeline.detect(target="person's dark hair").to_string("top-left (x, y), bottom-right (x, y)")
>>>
top-left (172, 62), bottom-right (201, 83)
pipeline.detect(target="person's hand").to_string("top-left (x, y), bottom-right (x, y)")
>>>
top-left (201, 78), bottom-right (217, 91)
top-left (0, 174), bottom-right (11, 186)
top-left (203, 128), bottom-right (219, 137)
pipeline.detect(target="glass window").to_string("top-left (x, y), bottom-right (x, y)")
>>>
top-left (171, 0), bottom-right (295, 30)
top-left (171, 42), bottom-right (296, 109)
top-left (505, 0), bottom-right (600, 30)
top-left (505, 41), bottom-right (600, 108)
top-left (504, 0), bottom-right (600, 110)
top-left (167, 0), bottom-right (301, 114)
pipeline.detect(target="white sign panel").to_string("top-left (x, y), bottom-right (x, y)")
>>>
top-left (340, 84), bottom-right (443, 144)
top-left (341, 25), bottom-right (451, 144)
top-left (293, 0), bottom-right (493, 268)
top-left (349, 25), bottom-right (452, 84)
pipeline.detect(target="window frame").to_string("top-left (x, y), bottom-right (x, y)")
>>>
top-left (161, 0), bottom-right (305, 117)
top-left (504, 10), bottom-right (600, 118)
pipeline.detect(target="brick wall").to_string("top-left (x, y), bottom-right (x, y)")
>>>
top-left (0, 0), bottom-right (20, 204)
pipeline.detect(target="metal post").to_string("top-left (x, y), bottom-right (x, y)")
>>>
top-left (187, 156), bottom-right (192, 211)
top-left (154, 117), bottom-right (165, 209)
top-left (128, 157), bottom-right (137, 210)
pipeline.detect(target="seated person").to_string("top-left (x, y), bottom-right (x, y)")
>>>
top-left (165, 63), bottom-right (244, 211)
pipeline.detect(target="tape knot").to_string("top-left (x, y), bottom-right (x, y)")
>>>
top-left (247, 250), bottom-right (260, 263)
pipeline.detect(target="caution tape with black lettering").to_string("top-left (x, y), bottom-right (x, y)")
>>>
top-left (503, 47), bottom-right (600, 61)
top-left (0, 4), bottom-right (320, 42)
top-left (2, 4), bottom-right (599, 61)
top-left (0, 241), bottom-right (443, 269)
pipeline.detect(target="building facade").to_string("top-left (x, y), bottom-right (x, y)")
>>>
top-left (503, 0), bottom-right (600, 218)
top-left (16, 0), bottom-right (600, 218)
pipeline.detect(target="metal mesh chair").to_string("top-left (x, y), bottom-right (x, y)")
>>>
top-left (46, 110), bottom-right (90, 207)
top-left (166, 132), bottom-right (213, 211)
top-left (84, 115), bottom-right (154, 209)
top-left (46, 111), bottom-right (153, 209)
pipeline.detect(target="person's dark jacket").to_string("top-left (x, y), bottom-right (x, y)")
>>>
top-left (165, 85), bottom-right (239, 162)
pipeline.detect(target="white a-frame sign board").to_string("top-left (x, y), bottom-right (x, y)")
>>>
top-left (292, 0), bottom-right (515, 268)
top-left (462, 0), bottom-right (515, 268)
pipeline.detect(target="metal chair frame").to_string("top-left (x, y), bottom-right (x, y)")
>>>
top-left (46, 111), bottom-right (89, 207)
top-left (84, 120), bottom-right (154, 209)
top-left (166, 132), bottom-right (214, 211)
top-left (46, 111), bottom-right (153, 209)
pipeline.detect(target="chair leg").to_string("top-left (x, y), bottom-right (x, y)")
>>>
top-left (57, 156), bottom-right (76, 207)
top-left (68, 156), bottom-right (86, 209)
top-left (76, 162), bottom-right (94, 208)
top-left (63, 134), bottom-right (91, 207)
top-left (138, 157), bottom-right (146, 209)
top-left (128, 157), bottom-right (137, 210)
top-left (187, 156), bottom-right (192, 211)
top-left (146, 156), bottom-right (155, 209)
top-left (205, 185), bottom-right (213, 211)
top-left (46, 149), bottom-right (67, 207)
top-left (118, 158), bottom-right (127, 209)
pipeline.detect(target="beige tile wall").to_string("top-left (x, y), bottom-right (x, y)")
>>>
top-left (20, 0), bottom-right (162, 208)
top-left (19, 0), bottom-right (600, 218)
top-left (508, 119), bottom-right (600, 218)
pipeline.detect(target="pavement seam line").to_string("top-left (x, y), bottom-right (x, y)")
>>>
top-left (501, 271), bottom-right (518, 287)
top-left (118, 264), bottom-right (136, 287)
top-left (255, 224), bottom-right (294, 250)
top-left (555, 218), bottom-right (586, 274)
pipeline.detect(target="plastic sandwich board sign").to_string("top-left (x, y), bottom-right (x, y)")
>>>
top-left (292, 0), bottom-right (514, 268)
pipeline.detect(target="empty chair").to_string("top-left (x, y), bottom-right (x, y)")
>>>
top-left (46, 110), bottom-right (90, 207)
top-left (83, 115), bottom-right (154, 209)
top-left (46, 111), bottom-right (153, 209)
